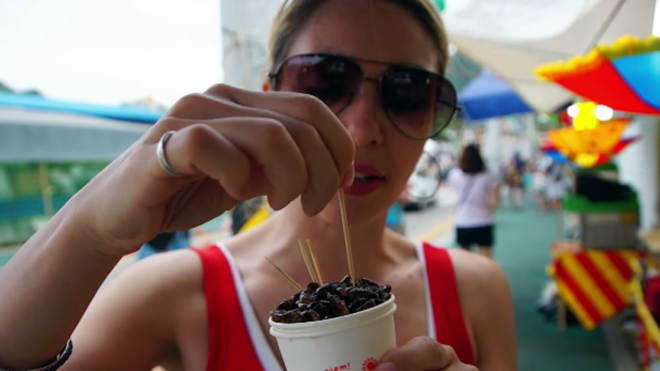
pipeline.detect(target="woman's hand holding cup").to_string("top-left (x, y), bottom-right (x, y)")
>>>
top-left (375, 337), bottom-right (478, 371)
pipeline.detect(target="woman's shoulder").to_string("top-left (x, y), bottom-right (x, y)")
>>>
top-left (447, 249), bottom-right (507, 289)
top-left (421, 244), bottom-right (505, 286)
top-left (71, 249), bottom-right (207, 368)
top-left (447, 249), bottom-right (512, 331)
top-left (100, 249), bottom-right (205, 311)
top-left (95, 249), bottom-right (208, 332)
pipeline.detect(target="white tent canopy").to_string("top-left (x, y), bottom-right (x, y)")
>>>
top-left (0, 107), bottom-right (149, 162)
top-left (443, 0), bottom-right (656, 113)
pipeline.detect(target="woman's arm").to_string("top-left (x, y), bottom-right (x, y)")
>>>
top-left (0, 212), bottom-right (200, 371)
top-left (0, 204), bottom-right (126, 368)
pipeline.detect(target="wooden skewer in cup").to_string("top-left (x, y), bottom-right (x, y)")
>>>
top-left (265, 256), bottom-right (303, 291)
top-left (298, 240), bottom-right (318, 283)
top-left (306, 239), bottom-right (324, 286)
top-left (337, 189), bottom-right (356, 286)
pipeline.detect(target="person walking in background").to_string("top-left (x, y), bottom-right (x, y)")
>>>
top-left (546, 163), bottom-right (572, 209)
top-left (505, 161), bottom-right (525, 210)
top-left (448, 144), bottom-right (500, 258)
top-left (532, 165), bottom-right (549, 212)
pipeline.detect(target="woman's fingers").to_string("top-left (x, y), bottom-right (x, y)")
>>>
top-left (160, 118), bottom-right (309, 211)
top-left (144, 84), bottom-right (356, 214)
top-left (186, 99), bottom-right (343, 215)
top-left (166, 85), bottom-right (354, 181)
top-left (375, 337), bottom-right (478, 371)
top-left (204, 84), bottom-right (355, 184)
top-left (157, 123), bottom-right (251, 200)
top-left (287, 119), bottom-right (342, 215)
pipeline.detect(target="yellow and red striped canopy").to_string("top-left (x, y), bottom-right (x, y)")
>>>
top-left (550, 249), bottom-right (640, 329)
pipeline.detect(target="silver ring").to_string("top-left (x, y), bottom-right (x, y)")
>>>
top-left (157, 130), bottom-right (184, 177)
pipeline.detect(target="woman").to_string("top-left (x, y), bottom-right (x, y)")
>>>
top-left (448, 144), bottom-right (500, 258)
top-left (0, 1), bottom-right (516, 370)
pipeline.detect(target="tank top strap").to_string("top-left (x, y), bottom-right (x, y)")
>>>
top-left (422, 242), bottom-right (475, 365)
top-left (191, 245), bottom-right (265, 371)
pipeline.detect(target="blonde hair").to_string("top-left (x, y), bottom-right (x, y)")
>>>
top-left (267, 0), bottom-right (449, 74)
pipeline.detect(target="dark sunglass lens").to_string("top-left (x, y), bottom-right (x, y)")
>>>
top-left (433, 78), bottom-right (458, 133)
top-left (277, 55), bottom-right (361, 113)
top-left (381, 68), bottom-right (438, 138)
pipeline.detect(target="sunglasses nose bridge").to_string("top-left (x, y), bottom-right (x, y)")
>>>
top-left (345, 76), bottom-right (387, 119)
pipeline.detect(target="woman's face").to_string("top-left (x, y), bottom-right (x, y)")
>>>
top-left (284, 0), bottom-right (440, 225)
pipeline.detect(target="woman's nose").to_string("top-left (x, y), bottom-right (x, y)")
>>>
top-left (338, 81), bottom-right (386, 147)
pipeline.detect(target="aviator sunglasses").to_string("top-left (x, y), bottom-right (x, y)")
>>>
top-left (269, 53), bottom-right (459, 140)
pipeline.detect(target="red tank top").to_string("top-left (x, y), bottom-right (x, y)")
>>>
top-left (191, 242), bottom-right (475, 371)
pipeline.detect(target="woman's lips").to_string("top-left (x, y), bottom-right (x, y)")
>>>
top-left (353, 164), bottom-right (385, 178)
top-left (343, 164), bottom-right (385, 196)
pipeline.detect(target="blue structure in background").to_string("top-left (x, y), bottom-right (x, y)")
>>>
top-left (458, 70), bottom-right (533, 121)
top-left (0, 91), bottom-right (163, 124)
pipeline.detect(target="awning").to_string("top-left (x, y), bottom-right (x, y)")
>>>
top-left (443, 0), bottom-right (655, 112)
top-left (0, 92), bottom-right (163, 124)
top-left (0, 106), bottom-right (150, 162)
top-left (458, 70), bottom-right (533, 121)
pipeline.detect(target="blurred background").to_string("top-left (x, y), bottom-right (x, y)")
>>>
top-left (1, 1), bottom-right (660, 370)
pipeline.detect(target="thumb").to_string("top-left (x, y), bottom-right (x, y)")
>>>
top-left (374, 337), bottom-right (457, 371)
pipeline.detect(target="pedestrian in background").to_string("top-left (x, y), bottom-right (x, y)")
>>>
top-left (532, 166), bottom-right (549, 212)
top-left (546, 163), bottom-right (572, 209)
top-left (448, 144), bottom-right (500, 258)
top-left (505, 160), bottom-right (525, 210)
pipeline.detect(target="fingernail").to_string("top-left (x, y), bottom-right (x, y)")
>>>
top-left (341, 163), bottom-right (355, 187)
top-left (374, 362), bottom-right (398, 371)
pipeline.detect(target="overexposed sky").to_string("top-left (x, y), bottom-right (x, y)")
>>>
top-left (0, 0), bottom-right (658, 107)
top-left (0, 0), bottom-right (222, 106)
top-left (655, 0), bottom-right (660, 36)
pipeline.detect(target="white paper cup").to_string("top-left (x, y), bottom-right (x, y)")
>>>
top-left (269, 295), bottom-right (396, 371)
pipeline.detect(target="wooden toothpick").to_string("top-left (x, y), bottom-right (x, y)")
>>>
top-left (298, 240), bottom-right (318, 283)
top-left (265, 256), bottom-right (303, 291)
top-left (337, 189), bottom-right (355, 285)
top-left (306, 239), bottom-right (324, 286)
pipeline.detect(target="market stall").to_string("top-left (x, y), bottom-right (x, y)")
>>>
top-left (536, 34), bottom-right (660, 370)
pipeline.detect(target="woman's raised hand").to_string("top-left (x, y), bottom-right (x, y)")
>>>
top-left (72, 84), bottom-right (355, 256)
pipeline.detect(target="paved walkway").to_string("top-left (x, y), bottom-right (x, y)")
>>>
top-left (491, 204), bottom-right (616, 371)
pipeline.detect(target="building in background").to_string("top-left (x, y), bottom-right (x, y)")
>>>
top-left (219, 0), bottom-right (283, 233)
top-left (220, 0), bottom-right (282, 91)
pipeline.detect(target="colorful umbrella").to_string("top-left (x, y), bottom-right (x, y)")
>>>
top-left (544, 119), bottom-right (637, 167)
top-left (541, 102), bottom-right (637, 168)
top-left (458, 70), bottom-right (533, 121)
top-left (535, 35), bottom-right (660, 115)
